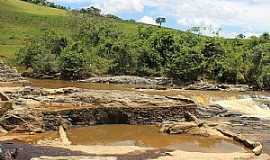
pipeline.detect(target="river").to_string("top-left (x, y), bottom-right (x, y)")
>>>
top-left (17, 79), bottom-right (270, 154)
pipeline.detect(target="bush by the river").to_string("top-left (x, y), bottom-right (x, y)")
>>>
top-left (16, 13), bottom-right (270, 89)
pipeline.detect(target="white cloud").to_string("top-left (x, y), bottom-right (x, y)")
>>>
top-left (137, 16), bottom-right (157, 25)
top-left (49, 0), bottom-right (270, 37)
top-left (89, 0), bottom-right (146, 14)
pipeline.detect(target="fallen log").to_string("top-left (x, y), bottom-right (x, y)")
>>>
top-left (58, 126), bottom-right (71, 145)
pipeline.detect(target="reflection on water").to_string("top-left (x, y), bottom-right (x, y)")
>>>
top-left (65, 125), bottom-right (246, 153)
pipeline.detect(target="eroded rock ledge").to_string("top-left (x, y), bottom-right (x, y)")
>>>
top-left (0, 61), bottom-right (29, 87)
top-left (0, 87), bottom-right (197, 132)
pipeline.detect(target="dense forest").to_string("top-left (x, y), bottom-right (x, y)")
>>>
top-left (14, 1), bottom-right (270, 89)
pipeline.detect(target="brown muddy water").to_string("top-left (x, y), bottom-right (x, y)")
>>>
top-left (29, 79), bottom-right (136, 91)
top-left (21, 125), bottom-right (247, 153)
top-left (29, 78), bottom-right (270, 106)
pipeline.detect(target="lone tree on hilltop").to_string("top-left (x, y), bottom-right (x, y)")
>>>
top-left (155, 17), bottom-right (166, 27)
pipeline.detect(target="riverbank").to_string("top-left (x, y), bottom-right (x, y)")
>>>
top-left (23, 72), bottom-right (263, 91)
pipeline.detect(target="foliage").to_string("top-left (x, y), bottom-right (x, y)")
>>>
top-left (58, 43), bottom-right (87, 80)
top-left (167, 48), bottom-right (203, 81)
top-left (5, 0), bottom-right (270, 89)
top-left (80, 7), bottom-right (101, 16)
top-left (155, 17), bottom-right (166, 27)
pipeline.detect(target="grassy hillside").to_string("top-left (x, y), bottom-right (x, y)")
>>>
top-left (0, 0), bottom-right (69, 59)
top-left (0, 0), bottom-right (178, 61)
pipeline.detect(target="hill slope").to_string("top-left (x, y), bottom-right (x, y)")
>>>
top-left (0, 0), bottom-right (162, 60)
top-left (0, 0), bottom-right (68, 59)
top-left (0, 0), bottom-right (186, 61)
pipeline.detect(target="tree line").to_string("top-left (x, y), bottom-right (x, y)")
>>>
top-left (15, 12), bottom-right (270, 89)
top-left (21, 0), bottom-right (67, 10)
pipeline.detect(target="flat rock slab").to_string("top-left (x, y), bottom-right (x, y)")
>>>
top-left (3, 87), bottom-right (195, 110)
top-left (79, 76), bottom-right (170, 85)
top-left (152, 150), bottom-right (270, 160)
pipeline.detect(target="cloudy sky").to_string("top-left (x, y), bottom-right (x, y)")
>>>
top-left (49, 0), bottom-right (270, 37)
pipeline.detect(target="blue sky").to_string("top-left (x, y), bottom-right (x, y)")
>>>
top-left (49, 0), bottom-right (270, 38)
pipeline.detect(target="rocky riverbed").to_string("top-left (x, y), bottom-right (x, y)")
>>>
top-left (0, 86), bottom-right (198, 132)
top-left (0, 63), bottom-right (270, 160)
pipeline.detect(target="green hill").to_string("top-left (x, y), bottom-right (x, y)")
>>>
top-left (0, 0), bottom-right (269, 89)
top-left (0, 0), bottom-right (68, 58)
top-left (0, 0), bottom-right (161, 60)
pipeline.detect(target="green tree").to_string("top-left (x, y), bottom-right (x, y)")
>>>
top-left (236, 34), bottom-right (245, 39)
top-left (155, 17), bottom-right (166, 27)
top-left (247, 45), bottom-right (265, 89)
top-left (167, 48), bottom-right (203, 81)
top-left (136, 45), bottom-right (162, 76)
top-left (80, 6), bottom-right (101, 16)
top-left (150, 31), bottom-right (179, 66)
top-left (16, 31), bottom-right (67, 71)
top-left (109, 43), bottom-right (136, 75)
top-left (260, 32), bottom-right (270, 42)
top-left (59, 43), bottom-right (86, 80)
top-left (201, 41), bottom-right (225, 79)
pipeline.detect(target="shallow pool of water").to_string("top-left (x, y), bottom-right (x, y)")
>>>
top-left (61, 125), bottom-right (246, 153)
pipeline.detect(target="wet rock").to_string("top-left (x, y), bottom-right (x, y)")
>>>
top-left (58, 126), bottom-right (71, 145)
top-left (216, 127), bottom-right (264, 155)
top-left (215, 127), bottom-right (237, 138)
top-left (0, 102), bottom-right (12, 117)
top-left (0, 61), bottom-right (27, 83)
top-left (185, 81), bottom-right (250, 91)
top-left (43, 105), bottom-right (198, 131)
top-left (253, 142), bottom-right (263, 156)
top-left (0, 92), bottom-right (13, 117)
top-left (160, 121), bottom-right (223, 137)
top-left (0, 92), bottom-right (9, 101)
top-left (44, 88), bottom-right (81, 95)
top-left (0, 111), bottom-right (43, 133)
top-left (160, 114), bottom-right (222, 137)
top-left (0, 125), bottom-right (8, 134)
top-left (198, 105), bottom-right (228, 118)
top-left (165, 96), bottom-right (195, 104)
top-left (79, 76), bottom-right (171, 85)
top-left (161, 122), bottom-right (200, 134)
top-left (185, 82), bottom-right (221, 91)
top-left (184, 111), bottom-right (204, 126)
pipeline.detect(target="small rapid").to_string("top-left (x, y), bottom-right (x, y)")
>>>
top-left (214, 98), bottom-right (270, 119)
